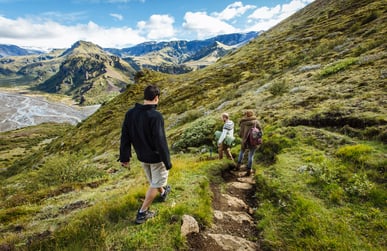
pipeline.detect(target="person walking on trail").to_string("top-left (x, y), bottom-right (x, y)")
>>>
top-left (119, 84), bottom-right (172, 224)
top-left (236, 110), bottom-right (262, 176)
top-left (217, 112), bottom-right (234, 161)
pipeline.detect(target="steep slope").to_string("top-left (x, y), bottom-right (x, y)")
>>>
top-left (1, 0), bottom-right (386, 250)
top-left (36, 41), bottom-right (136, 105)
top-left (157, 0), bottom-right (386, 145)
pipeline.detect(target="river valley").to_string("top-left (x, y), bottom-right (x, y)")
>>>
top-left (0, 92), bottom-right (100, 132)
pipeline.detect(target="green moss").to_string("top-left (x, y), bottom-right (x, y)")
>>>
top-left (336, 144), bottom-right (373, 167)
top-left (320, 57), bottom-right (359, 77)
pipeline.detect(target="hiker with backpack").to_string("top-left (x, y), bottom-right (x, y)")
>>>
top-left (217, 112), bottom-right (235, 161)
top-left (119, 85), bottom-right (172, 224)
top-left (236, 110), bottom-right (263, 176)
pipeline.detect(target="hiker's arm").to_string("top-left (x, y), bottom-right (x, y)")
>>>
top-left (153, 115), bottom-right (172, 170)
top-left (218, 129), bottom-right (227, 145)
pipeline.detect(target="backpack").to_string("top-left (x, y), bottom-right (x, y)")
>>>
top-left (214, 130), bottom-right (235, 147)
top-left (247, 123), bottom-right (262, 146)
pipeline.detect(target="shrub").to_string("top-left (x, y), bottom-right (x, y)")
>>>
top-left (37, 153), bottom-right (106, 186)
top-left (172, 117), bottom-right (218, 151)
top-left (256, 133), bottom-right (292, 164)
top-left (179, 109), bottom-right (203, 125)
top-left (268, 79), bottom-right (289, 96)
top-left (345, 173), bottom-right (374, 198)
top-left (309, 161), bottom-right (341, 186)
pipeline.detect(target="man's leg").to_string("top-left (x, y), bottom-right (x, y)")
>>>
top-left (247, 148), bottom-right (257, 169)
top-left (140, 187), bottom-right (160, 212)
top-left (218, 144), bottom-right (224, 159)
top-left (136, 162), bottom-right (169, 224)
top-left (140, 162), bottom-right (169, 211)
top-left (246, 148), bottom-right (257, 176)
top-left (226, 147), bottom-right (234, 161)
top-left (236, 149), bottom-right (245, 170)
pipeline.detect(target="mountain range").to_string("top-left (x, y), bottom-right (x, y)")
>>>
top-left (0, 44), bottom-right (42, 58)
top-left (0, 32), bottom-right (258, 104)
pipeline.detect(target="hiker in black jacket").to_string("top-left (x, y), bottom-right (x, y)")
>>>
top-left (120, 84), bottom-right (172, 224)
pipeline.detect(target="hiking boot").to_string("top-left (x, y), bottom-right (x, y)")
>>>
top-left (135, 209), bottom-right (156, 224)
top-left (245, 169), bottom-right (252, 176)
top-left (160, 185), bottom-right (171, 202)
top-left (230, 163), bottom-right (240, 171)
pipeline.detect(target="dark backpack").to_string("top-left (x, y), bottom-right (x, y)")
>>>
top-left (248, 123), bottom-right (262, 146)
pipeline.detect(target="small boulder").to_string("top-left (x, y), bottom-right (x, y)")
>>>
top-left (181, 215), bottom-right (199, 237)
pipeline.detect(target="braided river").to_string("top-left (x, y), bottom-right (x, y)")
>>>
top-left (0, 92), bottom-right (100, 132)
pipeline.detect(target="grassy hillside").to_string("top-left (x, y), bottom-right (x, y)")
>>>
top-left (0, 0), bottom-right (386, 250)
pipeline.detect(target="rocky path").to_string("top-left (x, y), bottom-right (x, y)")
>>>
top-left (187, 166), bottom-right (261, 250)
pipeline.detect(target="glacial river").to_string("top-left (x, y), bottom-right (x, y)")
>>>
top-left (0, 92), bottom-right (100, 132)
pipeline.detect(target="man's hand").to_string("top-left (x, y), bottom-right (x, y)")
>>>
top-left (121, 162), bottom-right (130, 168)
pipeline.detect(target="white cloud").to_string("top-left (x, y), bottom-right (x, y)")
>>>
top-left (246, 0), bottom-right (314, 31)
top-left (246, 18), bottom-right (282, 32)
top-left (110, 13), bottom-right (123, 21)
top-left (137, 14), bottom-right (175, 40)
top-left (248, 5), bottom-right (281, 20)
top-left (279, 0), bottom-right (307, 19)
top-left (182, 0), bottom-right (314, 40)
top-left (0, 15), bottom-right (145, 49)
top-left (213, 1), bottom-right (255, 21)
top-left (0, 0), bottom-right (316, 49)
top-left (183, 12), bottom-right (239, 39)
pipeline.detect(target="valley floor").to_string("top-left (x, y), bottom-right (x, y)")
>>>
top-left (0, 88), bottom-right (99, 132)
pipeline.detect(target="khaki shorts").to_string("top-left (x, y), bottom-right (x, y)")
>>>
top-left (141, 162), bottom-right (169, 188)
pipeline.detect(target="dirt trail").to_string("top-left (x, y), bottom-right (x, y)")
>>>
top-left (187, 166), bottom-right (261, 250)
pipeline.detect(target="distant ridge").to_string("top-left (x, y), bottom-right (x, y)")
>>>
top-left (0, 44), bottom-right (44, 58)
top-left (105, 31), bottom-right (259, 73)
top-left (105, 31), bottom-right (259, 57)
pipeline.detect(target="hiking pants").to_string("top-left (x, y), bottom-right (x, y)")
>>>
top-left (218, 143), bottom-right (234, 161)
top-left (237, 147), bottom-right (257, 170)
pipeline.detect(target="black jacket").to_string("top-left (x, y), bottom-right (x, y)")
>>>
top-left (119, 103), bottom-right (172, 169)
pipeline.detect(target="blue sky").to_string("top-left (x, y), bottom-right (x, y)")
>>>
top-left (0, 0), bottom-right (315, 49)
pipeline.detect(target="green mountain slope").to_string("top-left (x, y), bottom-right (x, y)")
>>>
top-left (0, 41), bottom-right (136, 105)
top-left (35, 41), bottom-right (136, 105)
top-left (0, 49), bottom-right (65, 87)
top-left (1, 0), bottom-right (386, 250)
